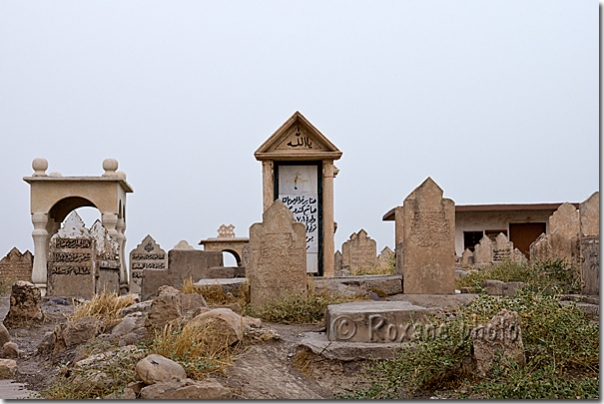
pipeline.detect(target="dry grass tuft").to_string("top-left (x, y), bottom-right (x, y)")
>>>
top-left (148, 322), bottom-right (236, 380)
top-left (180, 277), bottom-right (249, 313)
top-left (71, 290), bottom-right (138, 328)
top-left (292, 347), bottom-right (313, 377)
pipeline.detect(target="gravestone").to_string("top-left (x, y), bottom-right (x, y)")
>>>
top-left (341, 230), bottom-right (377, 274)
top-left (47, 212), bottom-right (96, 298)
top-left (90, 220), bottom-right (120, 294)
top-left (492, 233), bottom-right (513, 262)
top-left (334, 250), bottom-right (344, 276)
top-left (129, 235), bottom-right (168, 294)
top-left (531, 202), bottom-right (580, 262)
top-left (401, 178), bottom-right (455, 294)
top-left (512, 248), bottom-right (527, 263)
top-left (580, 192), bottom-right (599, 295)
top-left (473, 235), bottom-right (492, 266)
top-left (377, 246), bottom-right (394, 271)
top-left (461, 248), bottom-right (474, 268)
top-left (0, 248), bottom-right (33, 283)
top-left (248, 200), bottom-right (307, 308)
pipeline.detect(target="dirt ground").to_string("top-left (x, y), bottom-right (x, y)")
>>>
top-left (0, 295), bottom-right (374, 399)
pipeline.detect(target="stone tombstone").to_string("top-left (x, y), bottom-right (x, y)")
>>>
top-left (90, 220), bottom-right (120, 294)
top-left (580, 237), bottom-right (599, 295)
top-left (401, 178), bottom-right (455, 294)
top-left (334, 250), bottom-right (343, 274)
top-left (473, 235), bottom-right (493, 266)
top-left (512, 248), bottom-right (527, 263)
top-left (248, 200), bottom-right (307, 308)
top-left (129, 235), bottom-right (168, 294)
top-left (492, 233), bottom-right (513, 262)
top-left (579, 192), bottom-right (599, 238)
top-left (47, 212), bottom-right (96, 298)
top-left (341, 230), bottom-right (377, 274)
top-left (461, 248), bottom-right (474, 268)
top-left (167, 242), bottom-right (223, 289)
top-left (377, 246), bottom-right (394, 270)
top-left (0, 248), bottom-right (33, 283)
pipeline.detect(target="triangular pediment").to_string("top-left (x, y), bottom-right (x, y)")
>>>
top-left (255, 111), bottom-right (342, 161)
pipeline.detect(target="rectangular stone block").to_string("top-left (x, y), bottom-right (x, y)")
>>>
top-left (326, 301), bottom-right (435, 343)
top-left (204, 266), bottom-right (246, 279)
top-left (48, 237), bottom-right (96, 298)
top-left (141, 269), bottom-right (173, 301)
top-left (167, 250), bottom-right (224, 289)
top-left (483, 280), bottom-right (505, 296)
top-left (96, 261), bottom-right (120, 294)
top-left (580, 236), bottom-right (599, 295)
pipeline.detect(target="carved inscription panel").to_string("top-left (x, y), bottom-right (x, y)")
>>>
top-left (49, 237), bottom-right (94, 276)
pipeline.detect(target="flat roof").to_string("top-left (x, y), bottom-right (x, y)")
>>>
top-left (382, 202), bottom-right (580, 221)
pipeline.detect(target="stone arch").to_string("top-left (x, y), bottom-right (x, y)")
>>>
top-left (222, 249), bottom-right (242, 266)
top-left (24, 158), bottom-right (133, 296)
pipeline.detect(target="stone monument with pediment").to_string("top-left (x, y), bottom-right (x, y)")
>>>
top-left (129, 235), bottom-right (168, 294)
top-left (254, 111), bottom-right (342, 277)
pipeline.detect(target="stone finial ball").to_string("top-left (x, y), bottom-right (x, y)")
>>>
top-left (102, 158), bottom-right (119, 172)
top-left (32, 158), bottom-right (48, 173)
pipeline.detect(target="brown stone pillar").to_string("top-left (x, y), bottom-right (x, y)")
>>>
top-left (262, 161), bottom-right (274, 212)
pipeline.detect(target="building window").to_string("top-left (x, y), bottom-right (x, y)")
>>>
top-left (463, 231), bottom-right (484, 252)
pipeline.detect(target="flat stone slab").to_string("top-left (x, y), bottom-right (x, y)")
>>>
top-left (194, 278), bottom-right (247, 296)
top-left (326, 301), bottom-right (436, 343)
top-left (387, 293), bottom-right (478, 309)
top-left (313, 274), bottom-right (402, 296)
top-left (0, 380), bottom-right (39, 399)
top-left (299, 331), bottom-right (410, 361)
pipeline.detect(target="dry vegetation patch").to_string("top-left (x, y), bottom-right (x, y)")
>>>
top-left (70, 290), bottom-right (138, 328)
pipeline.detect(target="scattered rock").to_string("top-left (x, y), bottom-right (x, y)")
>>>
top-left (37, 331), bottom-right (55, 354)
top-left (0, 324), bottom-right (10, 348)
top-left (3, 281), bottom-right (43, 327)
top-left (0, 359), bottom-right (17, 379)
top-left (50, 297), bottom-right (70, 305)
top-left (482, 280), bottom-right (505, 296)
top-left (146, 289), bottom-right (183, 331)
top-left (103, 387), bottom-right (136, 399)
top-left (503, 282), bottom-right (525, 297)
top-left (180, 292), bottom-right (207, 311)
top-left (187, 308), bottom-right (256, 346)
top-left (2, 342), bottom-right (19, 358)
top-left (136, 354), bottom-right (187, 385)
top-left (118, 332), bottom-right (140, 347)
top-left (140, 378), bottom-right (232, 399)
top-left (53, 316), bottom-right (104, 353)
top-left (111, 312), bottom-right (144, 337)
top-left (471, 309), bottom-right (525, 376)
top-left (117, 300), bottom-right (152, 317)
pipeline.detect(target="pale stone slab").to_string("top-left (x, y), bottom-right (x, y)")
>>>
top-left (325, 301), bottom-right (436, 343)
top-left (580, 236), bottom-right (599, 295)
top-left (248, 200), bottom-right (307, 308)
top-left (461, 248), bottom-right (474, 267)
top-left (492, 233), bottom-right (513, 262)
top-left (299, 331), bottom-right (408, 361)
top-left (313, 274), bottom-right (402, 297)
top-left (473, 235), bottom-right (492, 266)
top-left (401, 178), bottom-right (455, 294)
top-left (377, 246), bottom-right (394, 270)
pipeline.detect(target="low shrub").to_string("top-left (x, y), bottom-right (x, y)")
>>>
top-left (338, 289), bottom-right (599, 399)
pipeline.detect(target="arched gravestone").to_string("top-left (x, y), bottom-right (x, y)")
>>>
top-left (129, 235), bottom-right (168, 294)
top-left (255, 111), bottom-right (342, 277)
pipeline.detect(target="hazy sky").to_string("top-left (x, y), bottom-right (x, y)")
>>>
top-left (0, 1), bottom-right (598, 266)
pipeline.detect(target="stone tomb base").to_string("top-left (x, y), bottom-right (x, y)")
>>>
top-left (326, 301), bottom-right (436, 343)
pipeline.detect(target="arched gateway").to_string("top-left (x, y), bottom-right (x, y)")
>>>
top-left (23, 158), bottom-right (133, 296)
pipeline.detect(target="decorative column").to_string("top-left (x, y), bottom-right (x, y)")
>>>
top-left (31, 212), bottom-right (49, 296)
top-left (116, 216), bottom-right (128, 293)
top-left (262, 160), bottom-right (274, 212)
top-left (322, 161), bottom-right (335, 277)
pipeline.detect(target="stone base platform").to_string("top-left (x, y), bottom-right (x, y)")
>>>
top-left (298, 331), bottom-right (410, 361)
top-left (194, 278), bottom-right (247, 296)
top-left (313, 274), bottom-right (402, 297)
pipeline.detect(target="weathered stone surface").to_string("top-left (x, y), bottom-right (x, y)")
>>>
top-left (580, 236), bottom-right (599, 296)
top-left (3, 281), bottom-right (43, 327)
top-left (483, 280), bottom-right (505, 296)
top-left (248, 200), bottom-right (307, 308)
top-left (129, 235), bottom-right (168, 294)
top-left (492, 233), bottom-right (513, 262)
top-left (580, 192), bottom-right (599, 238)
top-left (36, 331), bottom-right (55, 354)
top-left (503, 282), bottom-right (525, 297)
top-left (473, 235), bottom-right (492, 266)
top-left (140, 378), bottom-right (231, 399)
top-left (118, 300), bottom-right (152, 317)
top-left (187, 308), bottom-right (249, 346)
top-left (167, 249), bottom-right (223, 288)
top-left (47, 212), bottom-right (97, 298)
top-left (313, 274), bottom-right (402, 297)
top-left (326, 301), bottom-right (435, 343)
top-left (550, 202), bottom-right (580, 241)
top-left (53, 316), bottom-right (104, 353)
top-left (111, 312), bottom-right (144, 337)
top-left (141, 269), bottom-right (173, 302)
top-left (341, 230), bottom-right (377, 273)
top-left (135, 354), bottom-right (187, 385)
top-left (204, 266), bottom-right (246, 279)
top-left (299, 331), bottom-right (408, 361)
top-left (334, 250), bottom-right (343, 274)
top-left (377, 246), bottom-right (394, 270)
top-left (90, 221), bottom-right (120, 296)
top-left (472, 309), bottom-right (525, 376)
top-left (512, 248), bottom-right (527, 263)
top-left (0, 248), bottom-right (32, 284)
top-left (461, 249), bottom-right (474, 268)
top-left (401, 178), bottom-right (455, 294)
top-left (0, 359), bottom-right (17, 379)
top-left (0, 324), bottom-right (10, 348)
top-left (194, 278), bottom-right (247, 297)
top-left (180, 292), bottom-right (207, 311)
top-left (2, 342), bottom-right (19, 359)
top-left (146, 288), bottom-right (183, 331)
